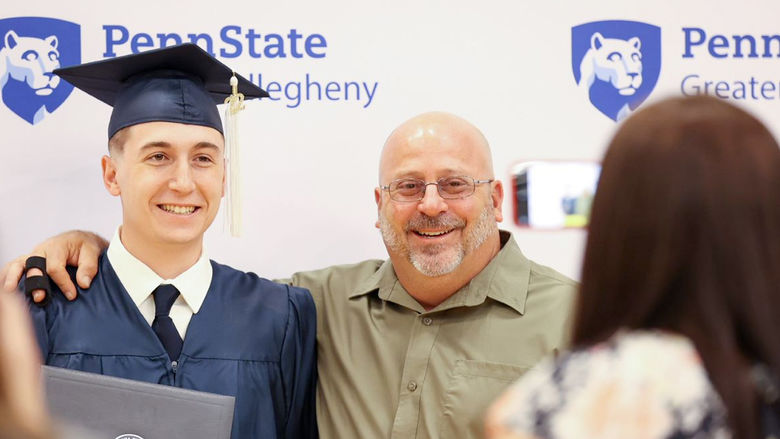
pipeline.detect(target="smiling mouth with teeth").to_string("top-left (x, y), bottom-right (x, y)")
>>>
top-left (414, 229), bottom-right (453, 237)
top-left (159, 204), bottom-right (198, 215)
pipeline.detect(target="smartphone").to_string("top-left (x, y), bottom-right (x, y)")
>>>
top-left (512, 161), bottom-right (601, 229)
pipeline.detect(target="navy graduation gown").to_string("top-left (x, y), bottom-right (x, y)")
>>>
top-left (26, 254), bottom-right (317, 439)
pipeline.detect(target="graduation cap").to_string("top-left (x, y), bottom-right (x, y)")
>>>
top-left (53, 43), bottom-right (266, 236)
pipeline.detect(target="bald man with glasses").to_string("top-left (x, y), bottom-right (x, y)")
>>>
top-left (4, 112), bottom-right (576, 439)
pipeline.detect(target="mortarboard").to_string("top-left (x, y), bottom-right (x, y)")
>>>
top-left (53, 43), bottom-right (267, 139)
top-left (53, 43), bottom-right (267, 236)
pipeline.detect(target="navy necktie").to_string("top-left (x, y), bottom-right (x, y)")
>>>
top-left (152, 284), bottom-right (183, 361)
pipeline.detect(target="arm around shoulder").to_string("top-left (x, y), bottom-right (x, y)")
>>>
top-left (1, 230), bottom-right (108, 302)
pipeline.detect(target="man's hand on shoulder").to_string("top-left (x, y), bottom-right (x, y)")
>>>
top-left (1, 230), bottom-right (108, 302)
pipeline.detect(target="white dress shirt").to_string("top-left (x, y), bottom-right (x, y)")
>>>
top-left (105, 228), bottom-right (212, 339)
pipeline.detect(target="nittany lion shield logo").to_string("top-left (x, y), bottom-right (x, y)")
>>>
top-left (0, 17), bottom-right (80, 125)
top-left (572, 20), bottom-right (661, 121)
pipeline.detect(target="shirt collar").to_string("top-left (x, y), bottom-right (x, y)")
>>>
top-left (349, 230), bottom-right (530, 314)
top-left (105, 227), bottom-right (212, 314)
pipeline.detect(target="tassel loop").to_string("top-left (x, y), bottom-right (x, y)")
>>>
top-left (224, 74), bottom-right (245, 115)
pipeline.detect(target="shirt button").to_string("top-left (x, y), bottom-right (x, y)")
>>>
top-left (422, 317), bottom-right (433, 326)
top-left (171, 360), bottom-right (178, 372)
top-left (407, 381), bottom-right (418, 392)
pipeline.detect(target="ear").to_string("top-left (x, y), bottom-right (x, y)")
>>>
top-left (374, 187), bottom-right (382, 229)
top-left (102, 155), bottom-right (121, 196)
top-left (5, 30), bottom-right (18, 50)
top-left (591, 32), bottom-right (604, 50)
top-left (45, 35), bottom-right (58, 49)
top-left (491, 180), bottom-right (504, 223)
top-left (628, 36), bottom-right (641, 50)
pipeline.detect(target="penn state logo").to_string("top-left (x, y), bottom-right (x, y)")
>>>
top-left (0, 17), bottom-right (80, 125)
top-left (572, 20), bottom-right (661, 121)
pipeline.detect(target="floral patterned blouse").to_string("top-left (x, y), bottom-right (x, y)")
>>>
top-left (486, 331), bottom-right (731, 439)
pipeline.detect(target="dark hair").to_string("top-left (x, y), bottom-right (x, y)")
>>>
top-left (573, 96), bottom-right (780, 439)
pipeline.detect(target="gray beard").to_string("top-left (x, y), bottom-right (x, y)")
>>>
top-left (379, 205), bottom-right (495, 277)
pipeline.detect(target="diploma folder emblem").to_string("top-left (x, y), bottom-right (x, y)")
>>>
top-left (42, 365), bottom-right (235, 439)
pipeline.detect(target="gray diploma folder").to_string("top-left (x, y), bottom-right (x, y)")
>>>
top-left (43, 365), bottom-right (235, 439)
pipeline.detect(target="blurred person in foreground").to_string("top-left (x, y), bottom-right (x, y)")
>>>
top-left (485, 95), bottom-right (780, 439)
top-left (0, 292), bottom-right (52, 439)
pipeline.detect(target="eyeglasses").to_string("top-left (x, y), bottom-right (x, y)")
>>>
top-left (380, 176), bottom-right (494, 202)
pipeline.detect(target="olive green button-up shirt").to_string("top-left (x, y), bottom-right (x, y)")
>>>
top-left (287, 231), bottom-right (577, 439)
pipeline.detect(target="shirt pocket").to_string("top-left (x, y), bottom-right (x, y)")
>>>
top-left (439, 359), bottom-right (530, 439)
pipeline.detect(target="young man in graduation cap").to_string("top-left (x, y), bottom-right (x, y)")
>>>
top-left (22, 44), bottom-right (317, 439)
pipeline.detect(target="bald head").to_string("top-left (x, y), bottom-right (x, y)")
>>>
top-left (379, 112), bottom-right (494, 184)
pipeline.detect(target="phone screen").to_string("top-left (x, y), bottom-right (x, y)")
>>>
top-left (512, 161), bottom-right (601, 229)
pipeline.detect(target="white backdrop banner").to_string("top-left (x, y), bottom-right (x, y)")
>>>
top-left (2, 0), bottom-right (779, 281)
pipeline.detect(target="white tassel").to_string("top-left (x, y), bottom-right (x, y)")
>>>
top-left (224, 73), bottom-right (245, 237)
